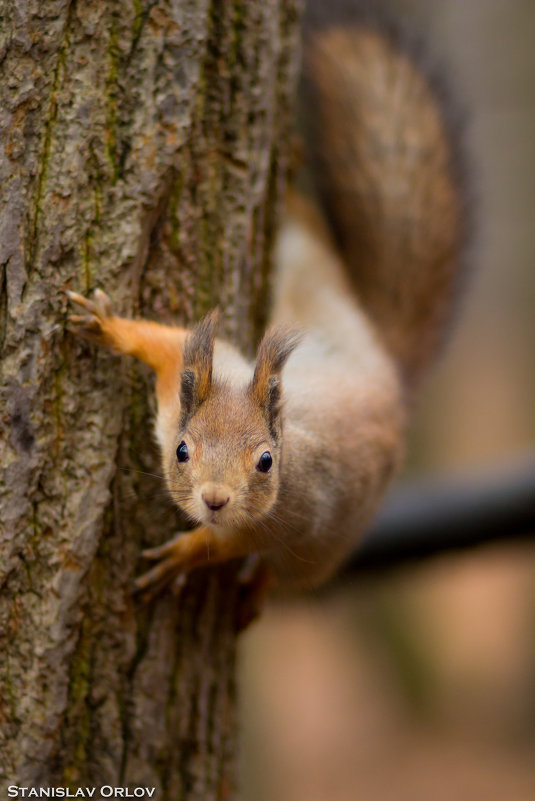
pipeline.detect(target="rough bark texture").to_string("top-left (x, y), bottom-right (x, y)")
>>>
top-left (0, 0), bottom-right (301, 795)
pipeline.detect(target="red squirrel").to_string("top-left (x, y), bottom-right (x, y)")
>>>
top-left (67, 5), bottom-right (466, 601)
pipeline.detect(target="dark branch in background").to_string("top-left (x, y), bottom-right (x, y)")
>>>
top-left (341, 457), bottom-right (535, 577)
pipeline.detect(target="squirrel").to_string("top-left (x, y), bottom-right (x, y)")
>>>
top-left (66, 2), bottom-right (467, 604)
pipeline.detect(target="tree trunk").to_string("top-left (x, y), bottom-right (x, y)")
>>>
top-left (0, 0), bottom-right (301, 795)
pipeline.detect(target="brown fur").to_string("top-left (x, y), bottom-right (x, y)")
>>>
top-left (180, 310), bottom-right (219, 424)
top-left (250, 325), bottom-right (301, 439)
top-left (163, 378), bottom-right (283, 532)
top-left (301, 25), bottom-right (465, 390)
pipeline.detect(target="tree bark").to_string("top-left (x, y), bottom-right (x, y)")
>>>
top-left (0, 0), bottom-right (301, 795)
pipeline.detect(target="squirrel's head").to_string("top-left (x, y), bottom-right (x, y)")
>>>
top-left (164, 311), bottom-right (300, 530)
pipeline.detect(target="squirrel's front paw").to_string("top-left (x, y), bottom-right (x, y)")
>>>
top-left (66, 288), bottom-right (116, 347)
top-left (133, 524), bottom-right (243, 602)
top-left (134, 530), bottom-right (197, 601)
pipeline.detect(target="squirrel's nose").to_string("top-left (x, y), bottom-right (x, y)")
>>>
top-left (201, 483), bottom-right (231, 512)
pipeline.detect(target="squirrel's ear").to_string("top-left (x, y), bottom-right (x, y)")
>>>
top-left (250, 325), bottom-right (301, 437)
top-left (179, 309), bottom-right (219, 424)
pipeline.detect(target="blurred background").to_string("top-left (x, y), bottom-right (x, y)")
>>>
top-left (239, 2), bottom-right (535, 799)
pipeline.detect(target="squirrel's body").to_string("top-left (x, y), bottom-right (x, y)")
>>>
top-left (67, 4), bottom-right (466, 601)
top-left (265, 197), bottom-right (405, 586)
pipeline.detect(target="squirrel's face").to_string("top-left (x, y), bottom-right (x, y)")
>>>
top-left (163, 312), bottom-right (300, 530)
top-left (167, 386), bottom-right (282, 528)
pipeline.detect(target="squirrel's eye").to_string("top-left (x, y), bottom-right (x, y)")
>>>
top-left (176, 441), bottom-right (189, 463)
top-left (256, 451), bottom-right (272, 473)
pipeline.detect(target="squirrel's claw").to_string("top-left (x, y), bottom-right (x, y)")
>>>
top-left (134, 531), bottom-right (191, 601)
top-left (66, 289), bottom-right (114, 319)
top-left (141, 540), bottom-right (179, 561)
top-left (134, 525), bottom-right (231, 603)
top-left (66, 289), bottom-right (115, 346)
top-left (134, 557), bottom-right (184, 596)
top-left (133, 565), bottom-right (186, 604)
top-left (68, 314), bottom-right (103, 335)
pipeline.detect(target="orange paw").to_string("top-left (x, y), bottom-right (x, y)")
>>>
top-left (66, 288), bottom-right (116, 348)
top-left (134, 532), bottom-right (193, 601)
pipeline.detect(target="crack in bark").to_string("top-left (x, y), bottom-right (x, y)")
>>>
top-left (0, 258), bottom-right (9, 353)
top-left (127, 0), bottom-right (160, 67)
top-left (24, 0), bottom-right (76, 297)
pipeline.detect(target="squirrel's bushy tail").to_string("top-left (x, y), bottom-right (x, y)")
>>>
top-left (300, 2), bottom-right (469, 391)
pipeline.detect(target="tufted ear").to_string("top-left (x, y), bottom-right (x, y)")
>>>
top-left (250, 325), bottom-right (301, 438)
top-left (179, 309), bottom-right (219, 425)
